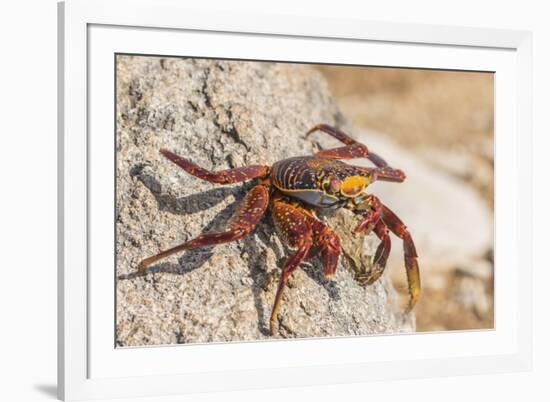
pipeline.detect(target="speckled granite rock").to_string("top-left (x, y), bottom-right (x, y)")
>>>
top-left (115, 55), bottom-right (414, 346)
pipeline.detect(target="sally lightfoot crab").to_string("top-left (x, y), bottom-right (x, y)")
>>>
top-left (137, 124), bottom-right (420, 335)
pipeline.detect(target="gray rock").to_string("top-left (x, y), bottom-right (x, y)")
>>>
top-left (115, 56), bottom-right (412, 346)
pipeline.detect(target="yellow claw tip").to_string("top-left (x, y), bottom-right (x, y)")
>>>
top-left (405, 298), bottom-right (419, 314)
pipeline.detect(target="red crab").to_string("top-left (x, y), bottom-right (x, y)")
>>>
top-left (137, 124), bottom-right (420, 335)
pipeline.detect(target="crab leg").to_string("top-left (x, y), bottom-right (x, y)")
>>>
top-left (348, 196), bottom-right (389, 284)
top-left (315, 225), bottom-right (341, 278)
top-left (307, 123), bottom-right (359, 146)
top-left (356, 166), bottom-right (406, 183)
top-left (269, 196), bottom-right (341, 335)
top-left (306, 123), bottom-right (388, 167)
top-left (160, 148), bottom-right (270, 184)
top-left (137, 183), bottom-right (270, 273)
top-left (370, 220), bottom-right (392, 282)
top-left (306, 124), bottom-right (406, 183)
top-left (269, 239), bottom-right (312, 335)
top-left (353, 194), bottom-right (383, 233)
top-left (381, 203), bottom-right (421, 311)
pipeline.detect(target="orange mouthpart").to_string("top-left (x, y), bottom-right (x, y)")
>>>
top-left (340, 176), bottom-right (370, 197)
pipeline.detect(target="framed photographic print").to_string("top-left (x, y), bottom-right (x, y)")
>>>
top-left (58, 0), bottom-right (533, 400)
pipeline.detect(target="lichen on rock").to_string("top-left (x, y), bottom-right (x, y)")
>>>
top-left (115, 55), bottom-right (414, 346)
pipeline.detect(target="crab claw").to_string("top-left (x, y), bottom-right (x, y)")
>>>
top-left (354, 221), bottom-right (375, 234)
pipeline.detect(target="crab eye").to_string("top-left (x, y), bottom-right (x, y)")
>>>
top-left (329, 178), bottom-right (341, 193)
top-left (322, 178), bottom-right (341, 193)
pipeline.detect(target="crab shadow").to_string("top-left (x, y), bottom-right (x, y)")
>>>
top-left (119, 164), bottom-right (341, 334)
top-left (130, 163), bottom-right (244, 215)
top-left (301, 262), bottom-right (342, 302)
top-left (241, 221), bottom-right (279, 336)
top-left (118, 168), bottom-right (246, 281)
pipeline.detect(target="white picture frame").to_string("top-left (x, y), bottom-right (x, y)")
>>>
top-left (58, 0), bottom-right (533, 400)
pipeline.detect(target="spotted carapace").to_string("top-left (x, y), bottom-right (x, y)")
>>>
top-left (137, 124), bottom-right (420, 335)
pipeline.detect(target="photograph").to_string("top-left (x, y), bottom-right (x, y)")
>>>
top-left (115, 54), bottom-right (494, 347)
top-left (1, 0), bottom-right (539, 400)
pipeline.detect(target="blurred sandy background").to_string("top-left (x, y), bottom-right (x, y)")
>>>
top-left (316, 65), bottom-right (494, 332)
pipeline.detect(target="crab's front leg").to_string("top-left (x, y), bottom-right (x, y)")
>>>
top-left (381, 204), bottom-right (421, 312)
top-left (270, 198), bottom-right (313, 335)
top-left (269, 196), bottom-right (341, 335)
top-left (269, 238), bottom-right (312, 336)
top-left (346, 195), bottom-right (388, 285)
top-left (353, 194), bottom-right (382, 233)
top-left (351, 195), bottom-right (420, 311)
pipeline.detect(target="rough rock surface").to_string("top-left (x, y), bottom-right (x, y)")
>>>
top-left (115, 56), bottom-right (413, 346)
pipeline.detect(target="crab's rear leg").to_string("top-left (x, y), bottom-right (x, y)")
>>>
top-left (269, 197), bottom-right (341, 335)
top-left (160, 148), bottom-right (270, 184)
top-left (306, 124), bottom-right (405, 182)
top-left (137, 183), bottom-right (270, 273)
top-left (381, 204), bottom-right (421, 311)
